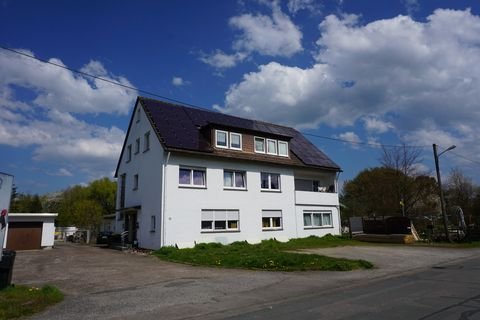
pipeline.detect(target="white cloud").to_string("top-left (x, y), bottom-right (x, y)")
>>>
top-left (363, 116), bottom-right (394, 134)
top-left (0, 49), bottom-right (135, 180)
top-left (287, 0), bottom-right (320, 15)
top-left (403, 0), bottom-right (419, 16)
top-left (0, 49), bottom-right (137, 114)
top-left (229, 2), bottom-right (303, 57)
top-left (217, 8), bottom-right (480, 158)
top-left (337, 131), bottom-right (361, 149)
top-left (172, 76), bottom-right (188, 86)
top-left (199, 50), bottom-right (248, 69)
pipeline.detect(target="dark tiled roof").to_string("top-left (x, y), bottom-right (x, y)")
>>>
top-left (140, 97), bottom-right (340, 171)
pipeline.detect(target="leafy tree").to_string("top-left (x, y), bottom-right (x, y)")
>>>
top-left (445, 168), bottom-right (477, 224)
top-left (87, 178), bottom-right (116, 216)
top-left (10, 193), bottom-right (44, 213)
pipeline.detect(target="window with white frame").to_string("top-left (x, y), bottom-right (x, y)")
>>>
top-left (201, 209), bottom-right (239, 232)
top-left (230, 132), bottom-right (242, 150)
top-left (262, 210), bottom-right (282, 230)
top-left (135, 138), bottom-right (140, 154)
top-left (254, 137), bottom-right (265, 153)
top-left (278, 141), bottom-right (289, 157)
top-left (261, 172), bottom-right (280, 191)
top-left (215, 130), bottom-right (228, 148)
top-left (150, 215), bottom-right (156, 232)
top-left (303, 210), bottom-right (332, 228)
top-left (223, 170), bottom-right (246, 189)
top-left (126, 145), bottom-right (132, 162)
top-left (144, 131), bottom-right (150, 152)
top-left (267, 139), bottom-right (277, 155)
top-left (133, 174), bottom-right (139, 190)
top-left (179, 167), bottom-right (206, 187)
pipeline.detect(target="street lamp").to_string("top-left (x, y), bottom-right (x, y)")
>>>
top-left (432, 144), bottom-right (456, 242)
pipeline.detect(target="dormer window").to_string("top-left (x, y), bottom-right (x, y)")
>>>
top-left (267, 139), bottom-right (277, 155)
top-left (230, 133), bottom-right (242, 150)
top-left (255, 137), bottom-right (265, 153)
top-left (215, 130), bottom-right (242, 150)
top-left (278, 141), bottom-right (289, 157)
top-left (216, 130), bottom-right (228, 148)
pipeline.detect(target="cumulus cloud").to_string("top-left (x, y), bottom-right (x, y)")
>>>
top-left (0, 49), bottom-right (137, 114)
top-left (172, 76), bottom-right (188, 86)
top-left (287, 0), bottom-right (320, 15)
top-left (229, 2), bottom-right (303, 57)
top-left (199, 50), bottom-right (247, 69)
top-left (0, 49), bottom-right (135, 179)
top-left (217, 8), bottom-right (480, 157)
top-left (337, 131), bottom-right (361, 149)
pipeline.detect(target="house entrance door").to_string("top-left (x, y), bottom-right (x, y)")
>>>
top-left (125, 212), bottom-right (137, 244)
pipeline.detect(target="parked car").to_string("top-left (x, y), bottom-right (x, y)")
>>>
top-left (96, 231), bottom-right (112, 245)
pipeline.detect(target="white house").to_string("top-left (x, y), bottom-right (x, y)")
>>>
top-left (114, 97), bottom-right (342, 249)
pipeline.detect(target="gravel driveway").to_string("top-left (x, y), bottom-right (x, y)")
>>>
top-left (12, 242), bottom-right (480, 320)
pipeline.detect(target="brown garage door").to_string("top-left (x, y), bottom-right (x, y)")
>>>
top-left (6, 222), bottom-right (43, 250)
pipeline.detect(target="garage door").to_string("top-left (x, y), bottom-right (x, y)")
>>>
top-left (6, 222), bottom-right (43, 250)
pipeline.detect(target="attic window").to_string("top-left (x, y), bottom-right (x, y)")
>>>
top-left (216, 130), bottom-right (228, 148)
top-left (267, 139), bottom-right (277, 155)
top-left (278, 141), bottom-right (288, 157)
top-left (254, 137), bottom-right (265, 153)
top-left (230, 132), bottom-right (242, 150)
top-left (136, 108), bottom-right (141, 123)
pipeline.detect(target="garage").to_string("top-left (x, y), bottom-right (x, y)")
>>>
top-left (3, 213), bottom-right (57, 250)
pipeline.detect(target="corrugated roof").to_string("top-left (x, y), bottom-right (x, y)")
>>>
top-left (140, 97), bottom-right (340, 171)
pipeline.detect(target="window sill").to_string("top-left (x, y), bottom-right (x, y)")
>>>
top-left (261, 189), bottom-right (281, 193)
top-left (223, 187), bottom-right (247, 191)
top-left (304, 226), bottom-right (333, 230)
top-left (143, 148), bottom-right (150, 153)
top-left (201, 230), bottom-right (240, 233)
top-left (150, 230), bottom-right (156, 233)
top-left (262, 228), bottom-right (283, 232)
top-left (179, 185), bottom-right (207, 189)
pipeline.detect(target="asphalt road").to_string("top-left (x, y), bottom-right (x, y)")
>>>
top-left (227, 256), bottom-right (480, 320)
top-left (12, 242), bottom-right (480, 320)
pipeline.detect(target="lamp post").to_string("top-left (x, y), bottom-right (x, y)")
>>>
top-left (432, 144), bottom-right (456, 242)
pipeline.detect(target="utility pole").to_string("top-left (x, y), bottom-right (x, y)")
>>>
top-left (433, 144), bottom-right (455, 242)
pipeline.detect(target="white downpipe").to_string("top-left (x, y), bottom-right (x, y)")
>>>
top-left (161, 151), bottom-right (171, 247)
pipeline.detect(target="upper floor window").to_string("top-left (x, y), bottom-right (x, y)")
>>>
top-left (224, 170), bottom-right (246, 189)
top-left (136, 108), bottom-right (141, 123)
top-left (278, 141), bottom-right (288, 157)
top-left (254, 137), bottom-right (265, 153)
top-left (215, 130), bottom-right (242, 150)
top-left (133, 174), bottom-right (139, 190)
top-left (303, 210), bottom-right (332, 228)
top-left (230, 132), bottom-right (242, 150)
top-left (150, 215), bottom-right (156, 232)
top-left (179, 167), bottom-right (206, 187)
top-left (267, 139), bottom-right (277, 155)
top-left (135, 138), bottom-right (140, 154)
top-left (261, 172), bottom-right (280, 191)
top-left (126, 145), bottom-right (132, 162)
top-left (216, 130), bottom-right (228, 148)
top-left (144, 131), bottom-right (150, 152)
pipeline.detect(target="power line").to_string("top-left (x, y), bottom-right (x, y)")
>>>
top-left (0, 45), bottom-right (477, 157)
top-left (450, 151), bottom-right (480, 166)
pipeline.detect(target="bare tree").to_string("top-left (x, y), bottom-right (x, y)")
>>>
top-left (380, 144), bottom-right (424, 177)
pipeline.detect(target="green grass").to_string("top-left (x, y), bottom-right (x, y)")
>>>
top-left (0, 285), bottom-right (63, 320)
top-left (154, 235), bottom-right (373, 271)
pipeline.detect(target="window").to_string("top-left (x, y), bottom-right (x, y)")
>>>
top-left (303, 210), bottom-right (332, 228)
top-left (135, 138), bottom-right (140, 154)
top-left (133, 174), bottom-right (139, 190)
top-left (201, 209), bottom-right (239, 232)
top-left (230, 132), bottom-right (242, 150)
top-left (136, 108), bottom-right (141, 123)
top-left (179, 167), bottom-right (206, 187)
top-left (278, 141), bottom-right (288, 157)
top-left (144, 131), bottom-right (150, 152)
top-left (215, 130), bottom-right (228, 148)
top-left (262, 210), bottom-right (282, 230)
top-left (126, 145), bottom-right (132, 162)
top-left (150, 215), bottom-right (156, 232)
top-left (223, 170), bottom-right (246, 189)
top-left (261, 172), bottom-right (280, 191)
top-left (119, 174), bottom-right (126, 208)
top-left (267, 139), bottom-right (277, 155)
top-left (254, 137), bottom-right (265, 153)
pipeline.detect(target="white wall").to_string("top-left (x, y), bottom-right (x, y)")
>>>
top-left (163, 153), bottom-right (340, 248)
top-left (115, 101), bottom-right (164, 249)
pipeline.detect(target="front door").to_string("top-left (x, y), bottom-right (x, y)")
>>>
top-left (125, 212), bottom-right (137, 244)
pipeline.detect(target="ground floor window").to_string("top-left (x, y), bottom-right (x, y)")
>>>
top-left (262, 210), bottom-right (282, 230)
top-left (201, 209), bottom-right (239, 232)
top-left (303, 210), bottom-right (332, 228)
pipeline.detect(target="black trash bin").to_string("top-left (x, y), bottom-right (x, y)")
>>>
top-left (0, 250), bottom-right (16, 289)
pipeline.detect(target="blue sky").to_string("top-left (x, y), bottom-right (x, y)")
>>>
top-left (1, 0), bottom-right (480, 194)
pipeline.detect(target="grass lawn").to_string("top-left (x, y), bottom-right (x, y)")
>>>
top-left (154, 235), bottom-right (373, 271)
top-left (0, 285), bottom-right (63, 320)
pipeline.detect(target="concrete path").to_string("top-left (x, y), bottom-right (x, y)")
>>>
top-left (11, 242), bottom-right (480, 319)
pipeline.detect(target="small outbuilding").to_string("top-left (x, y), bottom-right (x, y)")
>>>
top-left (3, 213), bottom-right (57, 250)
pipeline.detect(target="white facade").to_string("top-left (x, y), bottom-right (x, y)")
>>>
top-left (115, 101), bottom-right (341, 249)
top-left (3, 213), bottom-right (57, 249)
